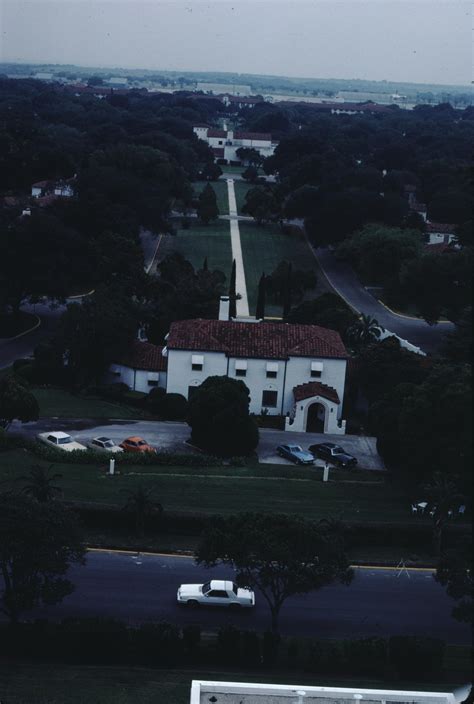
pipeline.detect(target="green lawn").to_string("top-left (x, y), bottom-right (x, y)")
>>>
top-left (192, 180), bottom-right (229, 215)
top-left (239, 222), bottom-right (320, 316)
top-left (32, 388), bottom-right (148, 419)
top-left (163, 220), bottom-right (232, 277)
top-left (0, 449), bottom-right (409, 522)
top-left (234, 180), bottom-right (252, 212)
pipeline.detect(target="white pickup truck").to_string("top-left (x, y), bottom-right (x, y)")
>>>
top-left (177, 579), bottom-right (255, 608)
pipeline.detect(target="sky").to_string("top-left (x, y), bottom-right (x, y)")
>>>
top-left (0, 0), bottom-right (471, 86)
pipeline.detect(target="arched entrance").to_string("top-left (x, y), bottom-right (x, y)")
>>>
top-left (306, 402), bottom-right (325, 432)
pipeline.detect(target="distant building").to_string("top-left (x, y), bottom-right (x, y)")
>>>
top-left (222, 94), bottom-right (265, 109)
top-left (193, 125), bottom-right (278, 162)
top-left (108, 77), bottom-right (128, 86)
top-left (33, 72), bottom-right (54, 81)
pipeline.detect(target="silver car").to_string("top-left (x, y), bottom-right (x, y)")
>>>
top-left (88, 436), bottom-right (124, 453)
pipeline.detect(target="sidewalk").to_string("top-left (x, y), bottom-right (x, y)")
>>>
top-left (227, 178), bottom-right (250, 316)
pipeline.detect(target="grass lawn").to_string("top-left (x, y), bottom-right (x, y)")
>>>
top-left (234, 180), bottom-right (253, 212)
top-left (0, 661), bottom-right (465, 704)
top-left (32, 388), bottom-right (149, 420)
top-left (0, 449), bottom-right (410, 522)
top-left (239, 222), bottom-right (321, 316)
top-left (160, 220), bottom-right (232, 277)
top-left (192, 180), bottom-right (229, 215)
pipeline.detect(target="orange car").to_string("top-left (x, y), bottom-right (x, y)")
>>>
top-left (119, 436), bottom-right (156, 453)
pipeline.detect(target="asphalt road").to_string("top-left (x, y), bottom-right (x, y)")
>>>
top-left (314, 247), bottom-right (454, 354)
top-left (12, 418), bottom-right (385, 469)
top-left (22, 551), bottom-right (471, 645)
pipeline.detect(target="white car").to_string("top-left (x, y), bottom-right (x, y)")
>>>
top-left (177, 579), bottom-right (255, 608)
top-left (37, 431), bottom-right (87, 452)
top-left (87, 436), bottom-right (124, 453)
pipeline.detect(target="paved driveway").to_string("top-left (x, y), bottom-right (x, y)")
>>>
top-left (258, 428), bottom-right (384, 470)
top-left (12, 418), bottom-right (384, 469)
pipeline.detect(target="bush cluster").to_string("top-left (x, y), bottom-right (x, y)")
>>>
top-left (2, 620), bottom-right (447, 681)
top-left (30, 441), bottom-right (224, 467)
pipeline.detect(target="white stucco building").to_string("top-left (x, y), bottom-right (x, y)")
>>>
top-left (190, 682), bottom-right (472, 704)
top-left (109, 299), bottom-right (348, 434)
top-left (193, 125), bottom-right (278, 163)
top-left (108, 341), bottom-right (168, 393)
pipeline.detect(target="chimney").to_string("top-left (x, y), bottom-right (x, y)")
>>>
top-left (227, 129), bottom-right (234, 141)
top-left (218, 296), bottom-right (230, 321)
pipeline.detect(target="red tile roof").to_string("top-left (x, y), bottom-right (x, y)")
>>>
top-left (212, 147), bottom-right (225, 158)
top-left (234, 131), bottom-right (272, 141)
top-left (37, 194), bottom-right (58, 207)
top-left (424, 243), bottom-right (455, 254)
top-left (293, 381), bottom-right (340, 404)
top-left (207, 129), bottom-right (227, 138)
top-left (113, 341), bottom-right (168, 371)
top-left (426, 222), bottom-right (456, 234)
top-left (32, 180), bottom-right (52, 189)
top-left (167, 320), bottom-right (348, 360)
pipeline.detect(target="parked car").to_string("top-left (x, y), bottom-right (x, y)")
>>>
top-left (119, 436), bottom-right (156, 453)
top-left (276, 444), bottom-right (315, 465)
top-left (88, 437), bottom-right (124, 453)
top-left (309, 442), bottom-right (358, 468)
top-left (177, 579), bottom-right (255, 608)
top-left (37, 431), bottom-right (87, 452)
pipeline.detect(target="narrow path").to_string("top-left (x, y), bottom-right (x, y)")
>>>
top-left (226, 178), bottom-right (250, 316)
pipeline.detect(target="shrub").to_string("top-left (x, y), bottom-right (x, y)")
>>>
top-left (389, 636), bottom-right (445, 680)
top-left (217, 625), bottom-right (241, 664)
top-left (147, 391), bottom-right (188, 420)
top-left (94, 382), bottom-right (130, 400)
top-left (182, 624), bottom-right (201, 654)
top-left (262, 630), bottom-right (280, 667)
top-left (241, 630), bottom-right (261, 668)
top-left (343, 637), bottom-right (388, 676)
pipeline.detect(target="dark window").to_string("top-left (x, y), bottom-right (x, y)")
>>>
top-left (311, 369), bottom-right (322, 378)
top-left (147, 380), bottom-right (158, 387)
top-left (262, 390), bottom-right (278, 407)
top-left (208, 590), bottom-right (228, 598)
top-left (266, 370), bottom-right (277, 378)
top-left (192, 363), bottom-right (203, 371)
top-left (218, 140), bottom-right (223, 145)
top-left (188, 385), bottom-right (199, 399)
top-left (235, 369), bottom-right (246, 377)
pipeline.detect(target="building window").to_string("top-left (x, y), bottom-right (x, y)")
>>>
top-left (191, 355), bottom-right (204, 371)
top-left (262, 390), bottom-right (278, 407)
top-left (236, 368), bottom-right (246, 377)
top-left (311, 361), bottom-right (323, 378)
top-left (147, 380), bottom-right (158, 387)
top-left (218, 140), bottom-right (223, 145)
top-left (235, 360), bottom-right (247, 377)
top-left (266, 362), bottom-right (279, 378)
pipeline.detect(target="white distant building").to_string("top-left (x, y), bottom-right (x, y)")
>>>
top-left (33, 72), bottom-right (54, 81)
top-left (190, 682), bottom-right (472, 704)
top-left (193, 125), bottom-right (278, 163)
top-left (108, 77), bottom-right (128, 85)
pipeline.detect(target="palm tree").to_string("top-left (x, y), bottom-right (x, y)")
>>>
top-left (123, 485), bottom-right (163, 536)
top-left (20, 464), bottom-right (63, 503)
top-left (346, 313), bottom-right (383, 349)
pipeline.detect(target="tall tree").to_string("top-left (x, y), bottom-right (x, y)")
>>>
top-left (197, 183), bottom-right (219, 224)
top-left (0, 493), bottom-right (85, 624)
top-left (0, 375), bottom-right (39, 430)
top-left (256, 272), bottom-right (266, 320)
top-left (282, 262), bottom-right (292, 319)
top-left (229, 259), bottom-right (237, 318)
top-left (346, 313), bottom-right (383, 351)
top-left (435, 536), bottom-right (472, 624)
top-left (196, 513), bottom-right (353, 634)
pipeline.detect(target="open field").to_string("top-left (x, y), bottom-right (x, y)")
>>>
top-left (159, 221), bottom-right (233, 276)
top-left (234, 180), bottom-right (252, 212)
top-left (0, 449), bottom-right (411, 522)
top-left (32, 388), bottom-right (149, 420)
top-left (192, 180), bottom-right (229, 215)
top-left (239, 222), bottom-right (321, 316)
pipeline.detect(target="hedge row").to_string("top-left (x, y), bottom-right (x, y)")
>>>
top-left (1, 619), bottom-right (448, 681)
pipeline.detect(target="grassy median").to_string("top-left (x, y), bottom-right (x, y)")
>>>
top-left (0, 449), bottom-right (408, 522)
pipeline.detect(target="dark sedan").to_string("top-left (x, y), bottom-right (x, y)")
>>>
top-left (309, 442), bottom-right (358, 468)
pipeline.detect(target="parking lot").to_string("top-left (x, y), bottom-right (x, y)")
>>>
top-left (13, 418), bottom-right (385, 470)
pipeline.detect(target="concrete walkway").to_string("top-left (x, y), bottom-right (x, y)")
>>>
top-left (226, 178), bottom-right (250, 316)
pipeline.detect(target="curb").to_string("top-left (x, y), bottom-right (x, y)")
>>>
top-left (377, 298), bottom-right (452, 324)
top-left (68, 289), bottom-right (95, 299)
top-left (86, 546), bottom-right (436, 571)
top-left (145, 234), bottom-right (163, 274)
top-left (2, 314), bottom-right (41, 341)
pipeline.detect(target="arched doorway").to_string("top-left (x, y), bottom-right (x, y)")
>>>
top-left (306, 402), bottom-right (325, 432)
